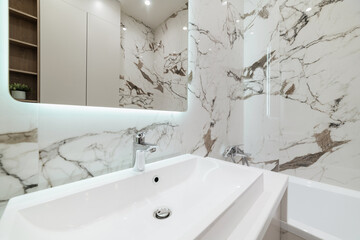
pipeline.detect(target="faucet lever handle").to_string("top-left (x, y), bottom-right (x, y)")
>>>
top-left (223, 145), bottom-right (244, 157)
top-left (135, 132), bottom-right (146, 144)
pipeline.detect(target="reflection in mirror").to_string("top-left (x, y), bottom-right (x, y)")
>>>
top-left (8, 0), bottom-right (189, 111)
top-left (119, 0), bottom-right (188, 111)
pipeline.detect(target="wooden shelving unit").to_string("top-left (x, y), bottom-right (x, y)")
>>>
top-left (9, 38), bottom-right (38, 48)
top-left (9, 7), bottom-right (38, 21)
top-left (9, 68), bottom-right (38, 75)
top-left (9, 0), bottom-right (39, 103)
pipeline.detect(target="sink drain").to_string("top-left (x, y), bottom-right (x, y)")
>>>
top-left (153, 207), bottom-right (172, 220)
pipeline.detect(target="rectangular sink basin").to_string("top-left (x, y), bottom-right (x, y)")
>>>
top-left (0, 154), bottom-right (264, 240)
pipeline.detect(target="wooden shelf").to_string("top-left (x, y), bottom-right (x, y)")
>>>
top-left (9, 68), bottom-right (38, 76)
top-left (9, 0), bottom-right (39, 102)
top-left (9, 38), bottom-right (37, 48)
top-left (9, 7), bottom-right (37, 22)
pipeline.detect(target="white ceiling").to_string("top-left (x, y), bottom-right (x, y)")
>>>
top-left (119, 0), bottom-right (188, 29)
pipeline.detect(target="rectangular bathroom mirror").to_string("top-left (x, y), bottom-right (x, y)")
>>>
top-left (8, 0), bottom-right (189, 111)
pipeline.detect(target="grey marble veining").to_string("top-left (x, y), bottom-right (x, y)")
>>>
top-left (0, 129), bottom-right (38, 206)
top-left (38, 122), bottom-right (179, 189)
top-left (243, 0), bottom-right (360, 190)
top-left (119, 4), bottom-right (188, 111)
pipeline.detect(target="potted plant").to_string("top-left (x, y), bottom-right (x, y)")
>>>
top-left (9, 83), bottom-right (30, 100)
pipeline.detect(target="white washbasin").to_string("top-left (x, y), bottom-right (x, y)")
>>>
top-left (0, 154), bottom-right (287, 240)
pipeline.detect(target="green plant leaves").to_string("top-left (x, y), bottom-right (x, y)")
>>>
top-left (9, 83), bottom-right (30, 92)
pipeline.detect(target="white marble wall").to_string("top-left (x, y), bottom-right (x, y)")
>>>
top-left (119, 4), bottom-right (188, 111)
top-left (0, 0), bottom-right (244, 213)
top-left (153, 4), bottom-right (188, 111)
top-left (243, 0), bottom-right (360, 191)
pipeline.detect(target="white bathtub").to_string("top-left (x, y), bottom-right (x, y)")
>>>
top-left (282, 176), bottom-right (360, 240)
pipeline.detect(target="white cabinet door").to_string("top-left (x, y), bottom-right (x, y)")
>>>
top-left (40, 0), bottom-right (87, 105)
top-left (87, 14), bottom-right (121, 107)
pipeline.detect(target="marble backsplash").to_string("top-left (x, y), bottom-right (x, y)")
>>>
top-left (0, 0), bottom-right (359, 216)
top-left (0, 130), bottom-right (38, 202)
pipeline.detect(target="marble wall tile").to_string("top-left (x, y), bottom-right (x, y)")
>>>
top-left (278, 0), bottom-right (360, 190)
top-left (153, 4), bottom-right (188, 111)
top-left (38, 121), bottom-right (181, 189)
top-left (242, 0), bottom-right (282, 171)
top-left (243, 0), bottom-right (360, 191)
top-left (119, 12), bottom-right (157, 109)
top-left (0, 130), bottom-right (38, 198)
top-left (119, 4), bottom-right (188, 111)
top-left (0, 124), bottom-right (38, 211)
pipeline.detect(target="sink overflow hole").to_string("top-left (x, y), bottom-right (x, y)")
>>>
top-left (153, 176), bottom-right (159, 183)
top-left (154, 208), bottom-right (171, 220)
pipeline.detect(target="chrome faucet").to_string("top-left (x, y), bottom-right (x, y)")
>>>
top-left (223, 145), bottom-right (250, 166)
top-left (133, 132), bottom-right (158, 172)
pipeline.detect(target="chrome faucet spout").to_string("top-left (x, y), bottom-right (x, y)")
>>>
top-left (223, 145), bottom-right (251, 166)
top-left (133, 132), bottom-right (158, 172)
